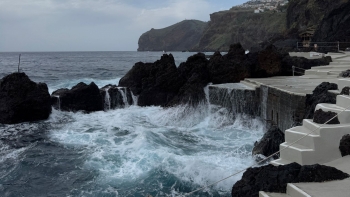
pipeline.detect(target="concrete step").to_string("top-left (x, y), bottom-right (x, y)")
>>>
top-left (315, 103), bottom-right (350, 124)
top-left (279, 142), bottom-right (314, 165)
top-left (330, 61), bottom-right (350, 65)
top-left (240, 80), bottom-right (258, 89)
top-left (302, 119), bottom-right (321, 135)
top-left (270, 158), bottom-right (293, 166)
top-left (260, 191), bottom-right (291, 197)
top-left (287, 184), bottom-right (311, 197)
top-left (285, 126), bottom-right (319, 149)
top-left (338, 78), bottom-right (350, 91)
top-left (336, 94), bottom-right (350, 109)
top-left (311, 65), bottom-right (350, 70)
top-left (304, 70), bottom-right (330, 76)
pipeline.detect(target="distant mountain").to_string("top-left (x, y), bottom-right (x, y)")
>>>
top-left (137, 20), bottom-right (207, 51)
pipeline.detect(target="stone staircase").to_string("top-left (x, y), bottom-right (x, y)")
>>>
top-left (303, 54), bottom-right (350, 77)
top-left (260, 77), bottom-right (350, 196)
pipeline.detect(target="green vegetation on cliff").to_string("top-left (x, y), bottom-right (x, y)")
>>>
top-left (137, 20), bottom-right (207, 51)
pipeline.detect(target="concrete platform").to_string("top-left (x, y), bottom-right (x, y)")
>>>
top-left (245, 76), bottom-right (339, 96)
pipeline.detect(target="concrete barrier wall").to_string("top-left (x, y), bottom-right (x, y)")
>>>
top-left (261, 85), bottom-right (306, 132)
top-left (209, 85), bottom-right (260, 117)
top-left (209, 83), bottom-right (307, 132)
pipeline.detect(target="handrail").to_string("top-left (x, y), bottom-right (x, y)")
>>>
top-left (292, 66), bottom-right (306, 76)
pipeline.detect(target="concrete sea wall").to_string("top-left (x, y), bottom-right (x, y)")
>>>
top-left (209, 83), bottom-right (260, 117)
top-left (209, 83), bottom-right (307, 132)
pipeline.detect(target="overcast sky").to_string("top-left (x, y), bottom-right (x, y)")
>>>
top-left (0, 0), bottom-right (246, 52)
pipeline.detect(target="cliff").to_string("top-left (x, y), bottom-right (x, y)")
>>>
top-left (196, 9), bottom-right (286, 51)
top-left (313, 1), bottom-right (350, 46)
top-left (137, 0), bottom-right (350, 52)
top-left (137, 20), bottom-right (207, 51)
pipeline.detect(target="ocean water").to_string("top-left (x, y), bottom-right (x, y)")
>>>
top-left (0, 52), bottom-right (265, 197)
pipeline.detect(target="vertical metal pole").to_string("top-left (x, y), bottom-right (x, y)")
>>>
top-left (18, 54), bottom-right (21, 73)
top-left (292, 66), bottom-right (295, 76)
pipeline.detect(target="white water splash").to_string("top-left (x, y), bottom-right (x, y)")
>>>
top-left (55, 95), bottom-right (61, 110)
top-left (104, 88), bottom-right (111, 111)
top-left (117, 87), bottom-right (129, 107)
top-left (131, 91), bottom-right (138, 106)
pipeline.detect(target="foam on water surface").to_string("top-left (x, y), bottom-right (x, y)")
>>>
top-left (48, 102), bottom-right (264, 196)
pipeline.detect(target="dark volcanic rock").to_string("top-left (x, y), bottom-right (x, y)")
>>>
top-left (313, 109), bottom-right (340, 124)
top-left (340, 70), bottom-right (350, 78)
top-left (167, 53), bottom-right (210, 106)
top-left (208, 43), bottom-right (256, 84)
top-left (119, 53), bottom-right (210, 107)
top-left (100, 85), bottom-right (134, 110)
top-left (252, 126), bottom-right (285, 160)
top-left (51, 82), bottom-right (103, 112)
top-left (305, 82), bottom-right (338, 119)
top-left (0, 73), bottom-right (52, 124)
top-left (119, 54), bottom-right (183, 107)
top-left (341, 87), bottom-right (350, 95)
top-left (340, 134), bottom-right (350, 157)
top-left (313, 1), bottom-right (350, 49)
top-left (232, 163), bottom-right (350, 197)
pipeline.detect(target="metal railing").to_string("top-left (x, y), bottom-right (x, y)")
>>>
top-left (297, 42), bottom-right (350, 52)
top-left (292, 66), bottom-right (306, 76)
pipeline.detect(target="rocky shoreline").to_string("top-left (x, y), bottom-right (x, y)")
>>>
top-left (1, 43), bottom-right (349, 197)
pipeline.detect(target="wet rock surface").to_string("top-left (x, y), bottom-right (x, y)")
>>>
top-left (100, 85), bottom-right (133, 110)
top-left (232, 163), bottom-right (350, 197)
top-left (252, 125), bottom-right (285, 160)
top-left (340, 87), bottom-right (350, 95)
top-left (51, 82), bottom-right (103, 112)
top-left (340, 70), bottom-right (350, 78)
top-left (305, 82), bottom-right (338, 119)
top-left (0, 73), bottom-right (52, 124)
top-left (340, 134), bottom-right (350, 157)
top-left (313, 109), bottom-right (340, 124)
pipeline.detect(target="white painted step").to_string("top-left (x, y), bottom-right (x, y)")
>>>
top-left (287, 184), bottom-right (311, 197)
top-left (284, 126), bottom-right (319, 149)
top-left (330, 61), bottom-right (350, 65)
top-left (311, 65), bottom-right (350, 70)
top-left (279, 142), bottom-right (314, 165)
top-left (336, 94), bottom-right (350, 108)
top-left (315, 103), bottom-right (350, 124)
top-left (302, 119), bottom-right (321, 135)
top-left (304, 70), bottom-right (330, 76)
top-left (338, 78), bottom-right (350, 90)
top-left (240, 80), bottom-right (258, 89)
top-left (270, 158), bottom-right (293, 166)
top-left (259, 191), bottom-right (291, 197)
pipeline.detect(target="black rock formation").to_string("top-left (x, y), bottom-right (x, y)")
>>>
top-left (340, 134), bottom-right (350, 157)
top-left (100, 85), bottom-right (133, 110)
top-left (304, 82), bottom-right (338, 119)
top-left (119, 43), bottom-right (332, 107)
top-left (313, 1), bottom-right (350, 48)
top-left (341, 87), bottom-right (350, 95)
top-left (252, 125), bottom-right (285, 160)
top-left (313, 109), bottom-right (340, 124)
top-left (0, 73), bottom-right (52, 124)
top-left (119, 53), bottom-right (210, 107)
top-left (340, 70), bottom-right (350, 78)
top-left (232, 163), bottom-right (350, 197)
top-left (51, 82), bottom-right (103, 112)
